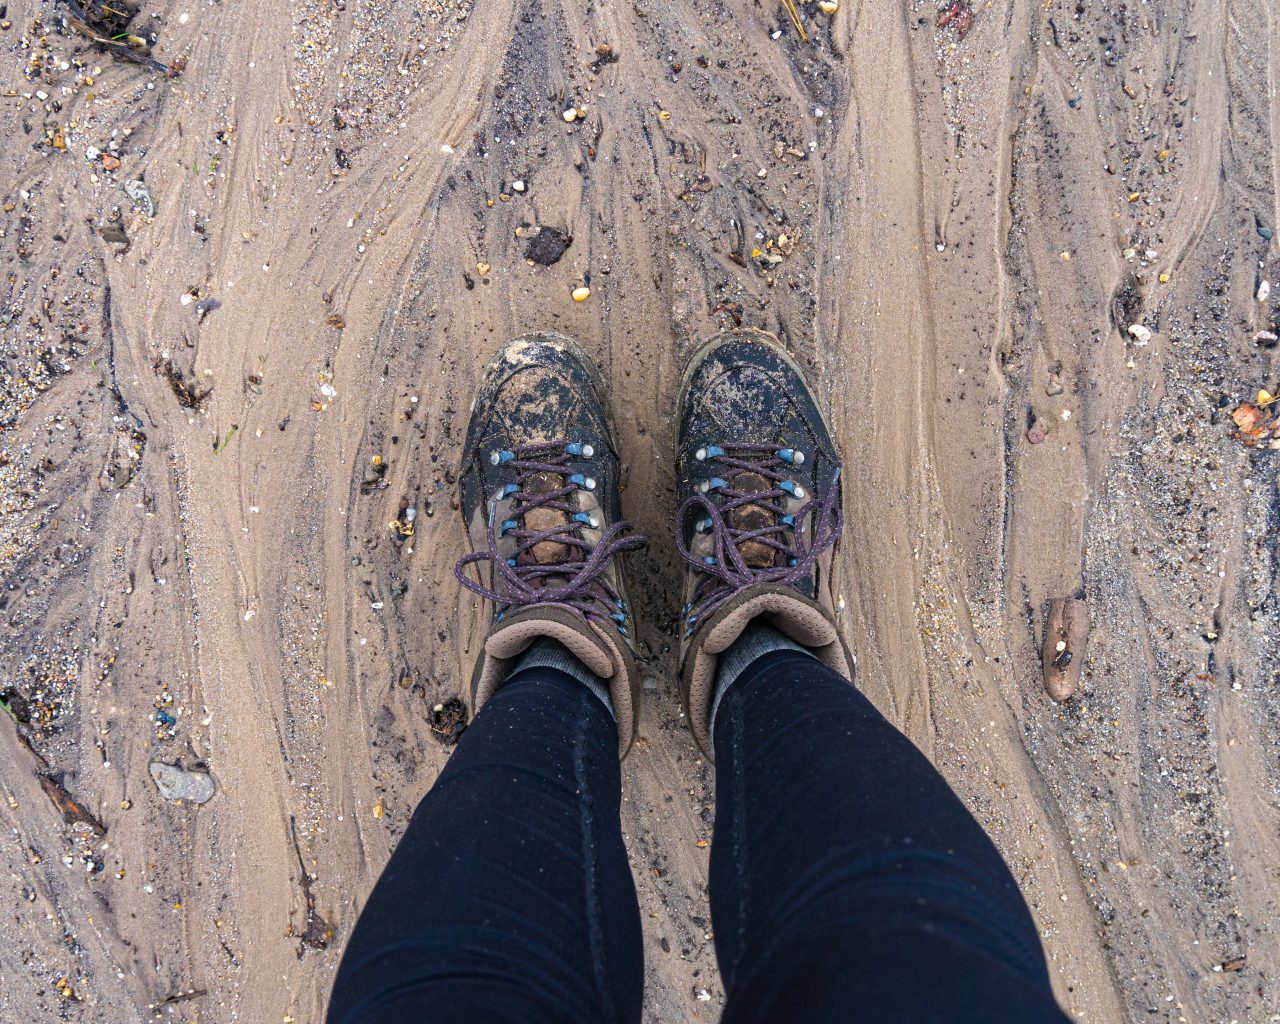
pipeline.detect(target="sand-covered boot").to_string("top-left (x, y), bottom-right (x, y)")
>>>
top-left (675, 329), bottom-right (855, 757)
top-left (455, 333), bottom-right (647, 756)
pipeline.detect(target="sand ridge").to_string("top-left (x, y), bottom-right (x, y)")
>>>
top-left (1, 1), bottom-right (1277, 1021)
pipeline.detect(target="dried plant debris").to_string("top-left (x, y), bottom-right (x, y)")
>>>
top-left (60, 0), bottom-right (184, 76)
top-left (289, 817), bottom-right (332, 953)
top-left (154, 357), bottom-right (214, 410)
top-left (428, 697), bottom-right (468, 746)
top-left (525, 226), bottom-right (572, 266)
top-left (37, 773), bottom-right (106, 834)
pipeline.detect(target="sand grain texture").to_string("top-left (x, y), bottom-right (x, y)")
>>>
top-left (2, 0), bottom-right (1278, 1021)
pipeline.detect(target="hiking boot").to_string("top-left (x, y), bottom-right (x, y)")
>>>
top-left (455, 333), bottom-right (647, 756)
top-left (675, 329), bottom-right (855, 756)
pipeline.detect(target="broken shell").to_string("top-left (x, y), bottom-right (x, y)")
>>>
top-left (571, 287), bottom-right (591, 302)
top-left (818, 0), bottom-right (838, 12)
top-left (1127, 323), bottom-right (1152, 345)
top-left (1257, 280), bottom-right (1271, 302)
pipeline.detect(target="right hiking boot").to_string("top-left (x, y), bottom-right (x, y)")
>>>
top-left (455, 333), bottom-right (647, 756)
top-left (675, 329), bottom-right (855, 757)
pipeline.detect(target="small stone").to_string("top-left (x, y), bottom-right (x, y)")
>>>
top-left (1127, 323), bottom-right (1152, 345)
top-left (1158, 272), bottom-right (1170, 283)
top-left (149, 762), bottom-right (216, 804)
top-left (818, 0), bottom-right (838, 12)
top-left (512, 179), bottom-right (525, 193)
top-left (476, 262), bottom-right (491, 276)
top-left (563, 108), bottom-right (578, 122)
top-left (1042, 598), bottom-right (1088, 701)
top-left (1027, 427), bottom-right (1046, 445)
top-left (572, 287), bottom-right (591, 302)
top-left (101, 154), bottom-right (121, 171)
top-left (1257, 280), bottom-right (1270, 301)
top-left (1045, 378), bottom-right (1064, 397)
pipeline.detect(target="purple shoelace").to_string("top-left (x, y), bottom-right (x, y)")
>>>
top-left (676, 442), bottom-right (842, 630)
top-left (455, 440), bottom-right (646, 629)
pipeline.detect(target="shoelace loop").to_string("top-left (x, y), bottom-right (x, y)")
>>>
top-left (676, 443), bottom-right (842, 629)
top-left (455, 440), bottom-right (646, 630)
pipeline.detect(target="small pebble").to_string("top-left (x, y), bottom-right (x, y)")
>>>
top-left (1027, 427), bottom-right (1046, 444)
top-left (1257, 280), bottom-right (1271, 302)
top-left (512, 180), bottom-right (525, 193)
top-left (149, 762), bottom-right (216, 804)
top-left (1127, 323), bottom-right (1152, 345)
top-left (563, 108), bottom-right (578, 123)
top-left (572, 287), bottom-right (591, 302)
top-left (818, 0), bottom-right (838, 11)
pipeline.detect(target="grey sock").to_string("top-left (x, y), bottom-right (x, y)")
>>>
top-left (708, 620), bottom-right (814, 736)
top-left (509, 636), bottom-right (614, 717)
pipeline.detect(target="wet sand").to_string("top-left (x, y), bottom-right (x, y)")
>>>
top-left (2, 0), bottom-right (1278, 1020)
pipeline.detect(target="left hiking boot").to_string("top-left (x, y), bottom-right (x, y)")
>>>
top-left (675, 329), bottom-right (855, 757)
top-left (455, 333), bottom-right (647, 756)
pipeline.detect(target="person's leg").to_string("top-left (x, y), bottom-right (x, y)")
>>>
top-left (710, 643), bottom-right (1069, 1024)
top-left (327, 658), bottom-right (643, 1024)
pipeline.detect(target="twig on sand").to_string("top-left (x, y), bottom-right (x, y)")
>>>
top-left (779, 0), bottom-right (808, 42)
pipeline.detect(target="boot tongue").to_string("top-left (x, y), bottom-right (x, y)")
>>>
top-left (518, 471), bottom-right (571, 566)
top-left (728, 471), bottom-right (779, 568)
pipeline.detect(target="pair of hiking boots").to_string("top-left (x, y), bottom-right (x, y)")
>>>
top-left (455, 329), bottom-right (855, 758)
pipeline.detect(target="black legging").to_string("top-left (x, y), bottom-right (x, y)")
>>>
top-left (327, 650), bottom-right (1069, 1023)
